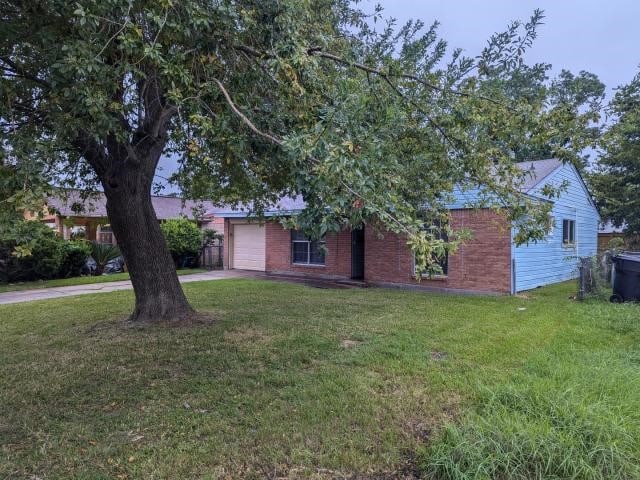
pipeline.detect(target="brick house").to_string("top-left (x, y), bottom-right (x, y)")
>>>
top-left (215, 159), bottom-right (600, 294)
top-left (221, 203), bottom-right (512, 294)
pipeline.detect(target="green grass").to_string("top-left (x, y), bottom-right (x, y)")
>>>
top-left (1, 280), bottom-right (639, 479)
top-left (0, 268), bottom-right (207, 293)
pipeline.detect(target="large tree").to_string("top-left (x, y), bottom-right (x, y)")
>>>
top-left (479, 64), bottom-right (605, 166)
top-left (591, 70), bottom-right (640, 242)
top-left (1, 2), bottom-right (589, 322)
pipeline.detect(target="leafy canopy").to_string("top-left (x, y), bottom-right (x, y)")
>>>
top-left (1, 1), bottom-right (597, 274)
top-left (591, 70), bottom-right (640, 240)
top-left (484, 65), bottom-right (604, 166)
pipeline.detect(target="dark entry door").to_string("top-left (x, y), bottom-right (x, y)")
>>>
top-left (351, 228), bottom-right (365, 280)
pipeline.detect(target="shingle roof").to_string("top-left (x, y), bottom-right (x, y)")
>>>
top-left (47, 190), bottom-right (216, 221)
top-left (213, 195), bottom-right (306, 218)
top-left (211, 159), bottom-right (570, 218)
top-left (515, 158), bottom-right (563, 192)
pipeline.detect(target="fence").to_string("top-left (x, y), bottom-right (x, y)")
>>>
top-left (201, 243), bottom-right (223, 270)
top-left (577, 257), bottom-right (598, 300)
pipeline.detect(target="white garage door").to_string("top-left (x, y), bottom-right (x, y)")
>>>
top-left (232, 224), bottom-right (266, 271)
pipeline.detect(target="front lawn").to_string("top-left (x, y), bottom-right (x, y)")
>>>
top-left (1, 280), bottom-right (639, 478)
top-left (0, 268), bottom-right (208, 293)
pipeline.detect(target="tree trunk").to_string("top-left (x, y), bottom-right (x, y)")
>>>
top-left (102, 180), bottom-right (195, 323)
top-left (74, 69), bottom-right (191, 323)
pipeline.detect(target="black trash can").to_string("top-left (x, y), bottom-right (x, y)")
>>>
top-left (610, 253), bottom-right (640, 302)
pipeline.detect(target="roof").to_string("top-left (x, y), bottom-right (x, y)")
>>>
top-left (213, 159), bottom-right (569, 218)
top-left (515, 158), bottom-right (563, 192)
top-left (214, 195), bottom-right (306, 218)
top-left (47, 190), bottom-right (216, 221)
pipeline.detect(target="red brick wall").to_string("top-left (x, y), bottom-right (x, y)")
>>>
top-left (265, 223), bottom-right (352, 279)
top-left (364, 209), bottom-right (512, 294)
top-left (224, 210), bottom-right (512, 293)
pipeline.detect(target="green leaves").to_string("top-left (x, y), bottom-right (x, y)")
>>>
top-left (2, 1), bottom-right (597, 280)
top-left (90, 242), bottom-right (121, 276)
top-left (591, 70), bottom-right (640, 240)
top-left (160, 218), bottom-right (203, 258)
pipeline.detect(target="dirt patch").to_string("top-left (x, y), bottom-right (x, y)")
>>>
top-left (405, 419), bottom-right (433, 444)
top-left (223, 326), bottom-right (275, 344)
top-left (252, 464), bottom-right (421, 479)
top-left (429, 351), bottom-right (448, 361)
top-left (124, 311), bottom-right (216, 328)
top-left (438, 391), bottom-right (463, 422)
top-left (340, 339), bottom-right (363, 348)
top-left (82, 311), bottom-right (217, 337)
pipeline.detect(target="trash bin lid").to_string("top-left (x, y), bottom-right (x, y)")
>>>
top-left (614, 253), bottom-right (640, 273)
top-left (616, 253), bottom-right (640, 262)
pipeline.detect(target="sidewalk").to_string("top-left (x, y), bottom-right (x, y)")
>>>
top-left (0, 270), bottom-right (253, 305)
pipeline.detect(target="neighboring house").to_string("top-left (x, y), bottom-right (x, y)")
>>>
top-left (214, 159), bottom-right (600, 294)
top-left (24, 190), bottom-right (224, 244)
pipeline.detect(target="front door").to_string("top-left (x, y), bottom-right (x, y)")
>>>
top-left (351, 228), bottom-right (365, 280)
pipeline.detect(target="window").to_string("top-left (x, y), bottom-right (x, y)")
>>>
top-left (99, 225), bottom-right (115, 244)
top-left (562, 219), bottom-right (576, 245)
top-left (415, 220), bottom-right (448, 276)
top-left (291, 231), bottom-right (325, 265)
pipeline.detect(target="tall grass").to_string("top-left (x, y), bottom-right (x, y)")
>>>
top-left (420, 315), bottom-right (640, 480)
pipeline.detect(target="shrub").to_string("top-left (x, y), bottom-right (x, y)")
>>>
top-left (0, 220), bottom-right (65, 282)
top-left (160, 218), bottom-right (203, 265)
top-left (59, 240), bottom-right (91, 278)
top-left (90, 242), bottom-right (121, 275)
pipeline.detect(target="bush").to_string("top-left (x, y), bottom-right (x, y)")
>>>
top-left (59, 240), bottom-right (91, 278)
top-left (0, 220), bottom-right (66, 282)
top-left (160, 218), bottom-right (203, 266)
top-left (0, 221), bottom-right (95, 282)
top-left (90, 242), bottom-right (121, 275)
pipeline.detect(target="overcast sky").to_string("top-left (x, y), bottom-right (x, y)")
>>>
top-left (379, 0), bottom-right (640, 96)
top-left (157, 1), bottom-right (640, 193)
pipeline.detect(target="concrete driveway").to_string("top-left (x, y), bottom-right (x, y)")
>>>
top-left (0, 270), bottom-right (255, 305)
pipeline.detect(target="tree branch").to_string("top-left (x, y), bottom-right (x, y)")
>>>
top-left (73, 131), bottom-right (108, 178)
top-left (0, 56), bottom-right (50, 89)
top-left (306, 48), bottom-right (505, 107)
top-left (233, 43), bottom-right (510, 110)
top-left (378, 74), bottom-right (464, 151)
top-left (212, 77), bottom-right (284, 146)
top-left (210, 76), bottom-right (414, 237)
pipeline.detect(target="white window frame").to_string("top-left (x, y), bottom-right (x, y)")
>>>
top-left (562, 219), bottom-right (576, 246)
top-left (291, 231), bottom-right (326, 266)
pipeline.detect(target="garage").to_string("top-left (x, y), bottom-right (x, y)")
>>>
top-left (232, 223), bottom-right (266, 271)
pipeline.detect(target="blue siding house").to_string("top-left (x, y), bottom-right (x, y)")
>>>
top-left (214, 158), bottom-right (599, 295)
top-left (509, 159), bottom-right (600, 292)
top-left (445, 159), bottom-right (599, 292)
